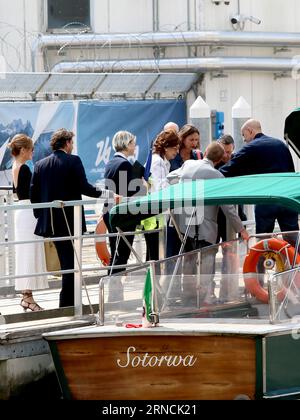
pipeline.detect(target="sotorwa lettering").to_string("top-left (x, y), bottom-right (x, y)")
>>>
top-left (117, 346), bottom-right (197, 368)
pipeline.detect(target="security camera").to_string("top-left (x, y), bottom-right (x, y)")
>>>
top-left (230, 14), bottom-right (261, 27)
top-left (211, 0), bottom-right (231, 4)
top-left (248, 15), bottom-right (261, 25)
top-left (230, 15), bottom-right (240, 24)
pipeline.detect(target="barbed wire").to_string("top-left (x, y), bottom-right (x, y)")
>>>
top-left (0, 20), bottom-right (198, 73)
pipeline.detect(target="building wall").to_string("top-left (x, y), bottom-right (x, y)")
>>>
top-left (0, 0), bottom-right (299, 163)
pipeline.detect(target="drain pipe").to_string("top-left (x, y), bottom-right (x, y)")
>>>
top-left (32, 30), bottom-right (300, 71)
top-left (51, 56), bottom-right (300, 73)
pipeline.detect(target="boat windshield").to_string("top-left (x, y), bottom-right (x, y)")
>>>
top-left (99, 231), bottom-right (300, 326)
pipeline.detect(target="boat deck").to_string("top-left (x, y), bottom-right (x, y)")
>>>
top-left (44, 316), bottom-right (300, 340)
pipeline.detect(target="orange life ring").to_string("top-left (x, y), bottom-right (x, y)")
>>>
top-left (243, 238), bottom-right (300, 303)
top-left (95, 216), bottom-right (110, 266)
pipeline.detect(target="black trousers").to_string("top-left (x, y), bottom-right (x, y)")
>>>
top-left (107, 232), bottom-right (135, 274)
top-left (54, 239), bottom-right (74, 307)
top-left (255, 204), bottom-right (299, 238)
top-left (166, 225), bottom-right (182, 258)
top-left (103, 212), bottom-right (135, 275)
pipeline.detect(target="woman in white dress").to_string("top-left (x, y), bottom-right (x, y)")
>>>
top-left (150, 129), bottom-right (180, 192)
top-left (144, 129), bottom-right (179, 260)
top-left (9, 134), bottom-right (48, 311)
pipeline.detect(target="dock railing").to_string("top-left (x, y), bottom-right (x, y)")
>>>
top-left (0, 187), bottom-right (14, 282)
top-left (1, 192), bottom-right (300, 326)
top-left (0, 194), bottom-right (165, 321)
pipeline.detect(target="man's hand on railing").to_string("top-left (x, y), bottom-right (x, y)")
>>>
top-left (98, 188), bottom-right (121, 203)
top-left (240, 228), bottom-right (249, 241)
top-left (114, 194), bottom-right (122, 204)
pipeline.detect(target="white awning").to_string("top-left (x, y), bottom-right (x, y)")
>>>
top-left (0, 72), bottom-right (198, 99)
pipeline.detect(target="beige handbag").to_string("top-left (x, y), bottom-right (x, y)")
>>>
top-left (44, 240), bottom-right (61, 272)
top-left (44, 207), bottom-right (61, 272)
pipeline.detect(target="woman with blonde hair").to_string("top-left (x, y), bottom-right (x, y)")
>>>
top-left (103, 130), bottom-right (138, 301)
top-left (9, 134), bottom-right (48, 311)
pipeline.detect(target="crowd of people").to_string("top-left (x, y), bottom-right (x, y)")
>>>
top-left (7, 117), bottom-right (299, 310)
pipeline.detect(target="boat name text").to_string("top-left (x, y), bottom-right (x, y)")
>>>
top-left (117, 346), bottom-right (197, 368)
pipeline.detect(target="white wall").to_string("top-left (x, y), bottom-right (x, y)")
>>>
top-left (0, 0), bottom-right (41, 72)
top-left (0, 0), bottom-right (300, 168)
top-left (93, 0), bottom-right (153, 33)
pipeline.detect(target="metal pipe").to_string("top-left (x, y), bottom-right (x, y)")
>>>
top-left (23, 0), bottom-right (27, 70)
top-left (98, 277), bottom-right (105, 326)
top-left (152, 0), bottom-right (159, 32)
top-left (187, 0), bottom-right (191, 31)
top-left (35, 30), bottom-right (300, 49)
top-left (33, 29), bottom-right (300, 71)
top-left (0, 195), bottom-right (5, 279)
top-left (74, 204), bottom-right (83, 317)
top-left (51, 56), bottom-right (300, 73)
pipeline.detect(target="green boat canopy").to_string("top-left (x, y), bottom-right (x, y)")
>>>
top-left (109, 173), bottom-right (300, 230)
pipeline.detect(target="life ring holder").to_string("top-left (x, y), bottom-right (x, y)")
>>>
top-left (243, 238), bottom-right (300, 303)
top-left (95, 216), bottom-right (110, 266)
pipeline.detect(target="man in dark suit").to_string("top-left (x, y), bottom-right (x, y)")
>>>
top-left (220, 119), bottom-right (299, 235)
top-left (30, 128), bottom-right (114, 307)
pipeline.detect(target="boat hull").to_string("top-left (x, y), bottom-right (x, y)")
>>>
top-left (46, 320), bottom-right (300, 400)
top-left (50, 334), bottom-right (257, 400)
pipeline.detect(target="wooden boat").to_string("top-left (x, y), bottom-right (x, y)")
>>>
top-left (43, 173), bottom-right (300, 400)
top-left (45, 318), bottom-right (300, 400)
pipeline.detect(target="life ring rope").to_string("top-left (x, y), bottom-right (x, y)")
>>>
top-left (243, 238), bottom-right (300, 303)
top-left (249, 242), bottom-right (290, 255)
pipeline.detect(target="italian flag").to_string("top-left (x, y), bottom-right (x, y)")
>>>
top-left (142, 267), bottom-right (154, 328)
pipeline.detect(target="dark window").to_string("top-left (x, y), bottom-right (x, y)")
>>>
top-left (48, 0), bottom-right (90, 30)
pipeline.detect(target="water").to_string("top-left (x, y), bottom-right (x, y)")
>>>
top-left (9, 372), bottom-right (62, 400)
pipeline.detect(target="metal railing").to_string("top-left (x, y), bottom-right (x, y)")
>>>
top-left (0, 195), bottom-right (165, 319)
top-left (0, 187), bottom-right (14, 281)
top-left (97, 231), bottom-right (300, 327)
top-left (269, 265), bottom-right (300, 324)
top-left (97, 237), bottom-right (248, 326)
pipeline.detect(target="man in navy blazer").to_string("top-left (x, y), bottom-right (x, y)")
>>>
top-left (30, 128), bottom-right (113, 307)
top-left (220, 119), bottom-right (299, 235)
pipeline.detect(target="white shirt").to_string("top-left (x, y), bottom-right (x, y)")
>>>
top-left (114, 152), bottom-right (130, 161)
top-left (150, 153), bottom-right (171, 192)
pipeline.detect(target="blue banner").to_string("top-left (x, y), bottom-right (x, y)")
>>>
top-left (0, 99), bottom-right (186, 185)
top-left (0, 101), bottom-right (76, 184)
top-left (77, 99), bottom-right (186, 185)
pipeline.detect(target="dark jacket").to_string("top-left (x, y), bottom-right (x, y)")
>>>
top-left (169, 149), bottom-right (203, 172)
top-left (30, 150), bottom-right (102, 237)
top-left (104, 154), bottom-right (136, 197)
top-left (103, 154), bottom-right (138, 231)
top-left (220, 133), bottom-right (295, 177)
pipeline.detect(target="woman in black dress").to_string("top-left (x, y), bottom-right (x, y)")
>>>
top-left (9, 134), bottom-right (48, 311)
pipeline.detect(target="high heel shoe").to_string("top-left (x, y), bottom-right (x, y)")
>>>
top-left (20, 293), bottom-right (44, 312)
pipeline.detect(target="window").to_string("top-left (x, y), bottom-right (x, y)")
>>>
top-left (47, 0), bottom-right (90, 30)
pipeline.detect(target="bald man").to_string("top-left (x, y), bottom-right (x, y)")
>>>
top-left (220, 119), bottom-right (298, 235)
top-left (164, 121), bottom-right (179, 133)
top-left (241, 119), bottom-right (262, 144)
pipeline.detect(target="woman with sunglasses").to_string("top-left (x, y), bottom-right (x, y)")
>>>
top-left (9, 134), bottom-right (48, 311)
